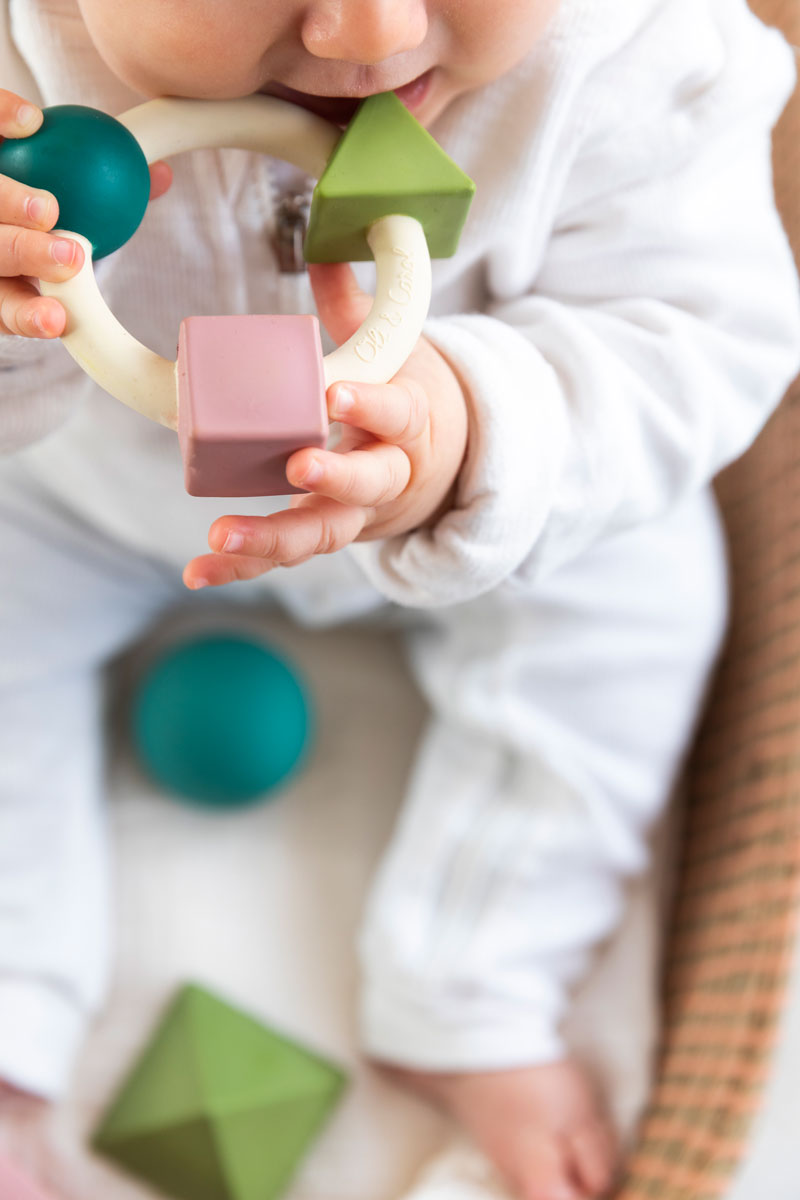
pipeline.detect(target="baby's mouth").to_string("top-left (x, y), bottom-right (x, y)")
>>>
top-left (258, 83), bottom-right (362, 124)
top-left (259, 69), bottom-right (433, 125)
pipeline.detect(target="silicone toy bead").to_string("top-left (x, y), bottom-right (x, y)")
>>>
top-left (304, 91), bottom-right (476, 263)
top-left (0, 104), bottom-right (151, 259)
top-left (131, 633), bottom-right (312, 808)
top-left (0, 1155), bottom-right (56, 1200)
top-left (177, 314), bottom-right (327, 497)
top-left (93, 984), bottom-right (347, 1200)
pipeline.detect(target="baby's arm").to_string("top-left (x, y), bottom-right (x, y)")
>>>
top-left (341, 5), bottom-right (800, 608)
top-left (195, 3), bottom-right (800, 604)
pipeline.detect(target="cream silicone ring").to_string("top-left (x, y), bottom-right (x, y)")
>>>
top-left (37, 95), bottom-right (433, 432)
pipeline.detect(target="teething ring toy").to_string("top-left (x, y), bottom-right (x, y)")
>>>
top-left (0, 92), bottom-right (474, 496)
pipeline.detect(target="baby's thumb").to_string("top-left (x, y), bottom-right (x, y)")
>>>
top-left (308, 261), bottom-right (373, 347)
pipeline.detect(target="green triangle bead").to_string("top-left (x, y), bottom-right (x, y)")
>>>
top-left (304, 91), bottom-right (475, 263)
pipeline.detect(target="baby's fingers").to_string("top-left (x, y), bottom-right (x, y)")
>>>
top-left (0, 276), bottom-right (64, 337)
top-left (0, 170), bottom-right (59, 235)
top-left (183, 551), bottom-right (284, 589)
top-left (0, 91), bottom-right (43, 138)
top-left (328, 378), bottom-right (428, 445)
top-left (0, 224), bottom-right (81, 338)
top-left (193, 497), bottom-right (368, 586)
top-left (286, 442), bottom-right (410, 507)
top-left (0, 223), bottom-right (82, 280)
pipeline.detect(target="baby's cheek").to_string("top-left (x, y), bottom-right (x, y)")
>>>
top-left (75, 0), bottom-right (269, 100)
top-left (442, 0), bottom-right (562, 90)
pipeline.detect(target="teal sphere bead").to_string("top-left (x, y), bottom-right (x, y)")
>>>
top-left (0, 104), bottom-right (151, 260)
top-left (132, 634), bottom-right (313, 809)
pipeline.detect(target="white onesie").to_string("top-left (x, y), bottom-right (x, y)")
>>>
top-left (0, 0), bottom-right (798, 1100)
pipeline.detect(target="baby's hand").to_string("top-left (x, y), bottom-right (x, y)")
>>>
top-left (0, 90), bottom-right (172, 341)
top-left (183, 262), bottom-right (470, 589)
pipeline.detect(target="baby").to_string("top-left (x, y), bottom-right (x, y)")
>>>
top-left (0, 1), bottom-right (799, 1198)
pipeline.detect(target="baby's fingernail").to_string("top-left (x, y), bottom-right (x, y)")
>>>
top-left (26, 195), bottom-right (51, 224)
top-left (300, 458), bottom-right (323, 485)
top-left (332, 386), bottom-right (355, 416)
top-left (189, 577), bottom-right (209, 590)
top-left (15, 104), bottom-right (41, 132)
top-left (222, 531), bottom-right (245, 553)
top-left (51, 239), bottom-right (77, 266)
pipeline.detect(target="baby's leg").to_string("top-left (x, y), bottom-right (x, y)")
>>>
top-left (360, 489), bottom-right (728, 1200)
top-left (0, 462), bottom-right (182, 1194)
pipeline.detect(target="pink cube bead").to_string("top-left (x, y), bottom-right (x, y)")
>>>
top-left (0, 1156), bottom-right (54, 1200)
top-left (177, 314), bottom-right (328, 497)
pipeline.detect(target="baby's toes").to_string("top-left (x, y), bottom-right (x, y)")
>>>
top-left (569, 1119), bottom-right (618, 1197)
top-left (38, 1146), bottom-right (91, 1200)
top-left (509, 1132), bottom-right (583, 1200)
top-left (0, 1104), bottom-right (87, 1200)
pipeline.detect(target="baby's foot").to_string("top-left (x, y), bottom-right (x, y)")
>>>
top-left (0, 1083), bottom-right (84, 1200)
top-left (381, 1060), bottom-right (618, 1200)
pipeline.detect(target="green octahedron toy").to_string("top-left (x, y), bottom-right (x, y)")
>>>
top-left (93, 984), bottom-right (348, 1200)
top-left (304, 90), bottom-right (476, 263)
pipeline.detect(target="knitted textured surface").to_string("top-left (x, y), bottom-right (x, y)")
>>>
top-left (618, 3), bottom-right (800, 1196)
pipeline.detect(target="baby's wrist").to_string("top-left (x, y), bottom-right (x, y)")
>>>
top-left (420, 479), bottom-right (459, 530)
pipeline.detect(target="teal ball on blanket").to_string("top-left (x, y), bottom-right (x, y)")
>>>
top-left (131, 633), bottom-right (313, 808)
top-left (0, 104), bottom-right (151, 259)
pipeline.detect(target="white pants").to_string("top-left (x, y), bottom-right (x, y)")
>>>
top-left (0, 458), bottom-right (728, 1098)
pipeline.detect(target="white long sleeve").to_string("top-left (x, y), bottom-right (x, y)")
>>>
top-left (350, 0), bottom-right (800, 606)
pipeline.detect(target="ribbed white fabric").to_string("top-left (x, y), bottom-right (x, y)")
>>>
top-left (0, 0), bottom-right (796, 1102)
top-left (359, 489), bottom-right (729, 1071)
